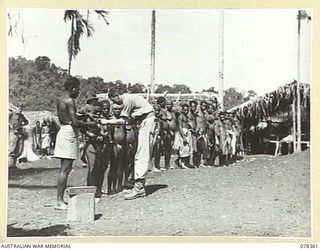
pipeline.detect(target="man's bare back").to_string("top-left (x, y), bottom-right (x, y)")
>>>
top-left (57, 95), bottom-right (77, 126)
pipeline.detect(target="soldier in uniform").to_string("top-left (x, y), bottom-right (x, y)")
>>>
top-left (103, 88), bottom-right (156, 200)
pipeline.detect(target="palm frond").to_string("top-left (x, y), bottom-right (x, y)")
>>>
top-left (94, 10), bottom-right (110, 25)
top-left (82, 19), bottom-right (95, 37)
top-left (64, 10), bottom-right (76, 22)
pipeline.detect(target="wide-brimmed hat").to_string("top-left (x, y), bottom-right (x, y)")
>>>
top-left (86, 91), bottom-right (98, 103)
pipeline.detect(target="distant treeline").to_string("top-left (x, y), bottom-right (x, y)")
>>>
top-left (9, 56), bottom-right (257, 112)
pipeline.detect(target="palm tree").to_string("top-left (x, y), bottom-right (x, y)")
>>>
top-left (64, 10), bottom-right (109, 75)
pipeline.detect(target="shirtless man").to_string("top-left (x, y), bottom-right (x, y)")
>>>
top-left (165, 99), bottom-right (177, 169)
top-left (156, 97), bottom-right (174, 170)
top-left (188, 100), bottom-right (198, 167)
top-left (54, 77), bottom-right (96, 210)
top-left (173, 103), bottom-right (193, 169)
top-left (216, 112), bottom-right (229, 166)
top-left (152, 104), bottom-right (164, 172)
top-left (195, 100), bottom-right (209, 167)
top-left (101, 88), bottom-right (156, 200)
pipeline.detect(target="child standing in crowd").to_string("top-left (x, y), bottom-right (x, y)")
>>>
top-left (40, 120), bottom-right (51, 158)
top-left (33, 121), bottom-right (42, 152)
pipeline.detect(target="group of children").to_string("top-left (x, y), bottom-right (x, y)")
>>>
top-left (77, 94), bottom-right (137, 198)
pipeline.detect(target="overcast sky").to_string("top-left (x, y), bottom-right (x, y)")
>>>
top-left (7, 9), bottom-right (312, 95)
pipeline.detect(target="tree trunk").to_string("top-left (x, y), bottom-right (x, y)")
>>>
top-left (296, 10), bottom-right (302, 152)
top-left (68, 16), bottom-right (74, 75)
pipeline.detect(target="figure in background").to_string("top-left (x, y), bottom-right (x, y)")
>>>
top-left (165, 99), bottom-right (177, 169)
top-left (49, 117), bottom-right (60, 155)
top-left (151, 103), bottom-right (163, 172)
top-left (173, 103), bottom-right (193, 169)
top-left (17, 125), bottom-right (40, 164)
top-left (8, 106), bottom-right (28, 168)
top-left (195, 100), bottom-right (209, 167)
top-left (206, 114), bottom-right (217, 166)
top-left (40, 120), bottom-right (51, 158)
top-left (33, 121), bottom-right (42, 152)
top-left (188, 100), bottom-right (198, 168)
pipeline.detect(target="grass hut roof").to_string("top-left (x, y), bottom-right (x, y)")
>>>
top-left (228, 81), bottom-right (310, 122)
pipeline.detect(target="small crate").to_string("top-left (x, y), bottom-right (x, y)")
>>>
top-left (66, 186), bottom-right (97, 222)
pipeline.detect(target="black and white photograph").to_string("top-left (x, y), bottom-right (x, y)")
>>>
top-left (6, 8), bottom-right (312, 238)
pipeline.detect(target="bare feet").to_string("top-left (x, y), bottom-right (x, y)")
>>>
top-left (54, 201), bottom-right (68, 210)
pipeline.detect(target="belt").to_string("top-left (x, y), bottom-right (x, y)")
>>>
top-left (134, 111), bottom-right (154, 125)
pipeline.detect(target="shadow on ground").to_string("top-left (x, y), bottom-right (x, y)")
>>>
top-left (7, 223), bottom-right (71, 237)
top-left (145, 184), bottom-right (168, 196)
top-left (8, 167), bottom-right (59, 180)
top-left (8, 184), bottom-right (57, 190)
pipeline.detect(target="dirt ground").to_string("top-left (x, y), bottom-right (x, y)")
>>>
top-left (7, 150), bottom-right (311, 238)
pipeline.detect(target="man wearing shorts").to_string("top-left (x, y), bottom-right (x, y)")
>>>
top-left (54, 77), bottom-right (96, 210)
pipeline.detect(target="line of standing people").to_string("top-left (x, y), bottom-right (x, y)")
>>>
top-left (151, 98), bottom-right (243, 170)
top-left (52, 77), bottom-right (243, 210)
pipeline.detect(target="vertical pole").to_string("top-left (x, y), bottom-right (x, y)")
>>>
top-left (292, 95), bottom-right (297, 152)
top-left (218, 10), bottom-right (224, 111)
top-left (296, 10), bottom-right (302, 152)
top-left (150, 10), bottom-right (156, 94)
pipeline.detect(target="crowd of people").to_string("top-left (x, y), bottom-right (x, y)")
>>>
top-left (50, 77), bottom-right (245, 209)
top-left (8, 109), bottom-right (61, 166)
top-left (9, 77), bottom-right (245, 210)
top-left (32, 117), bottom-right (60, 158)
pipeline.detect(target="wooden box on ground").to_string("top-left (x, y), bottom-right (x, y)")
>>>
top-left (66, 186), bottom-right (96, 222)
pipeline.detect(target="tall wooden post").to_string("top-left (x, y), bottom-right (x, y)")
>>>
top-left (296, 10), bottom-right (302, 152)
top-left (218, 10), bottom-right (225, 111)
top-left (292, 95), bottom-right (297, 152)
top-left (150, 10), bottom-right (156, 94)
